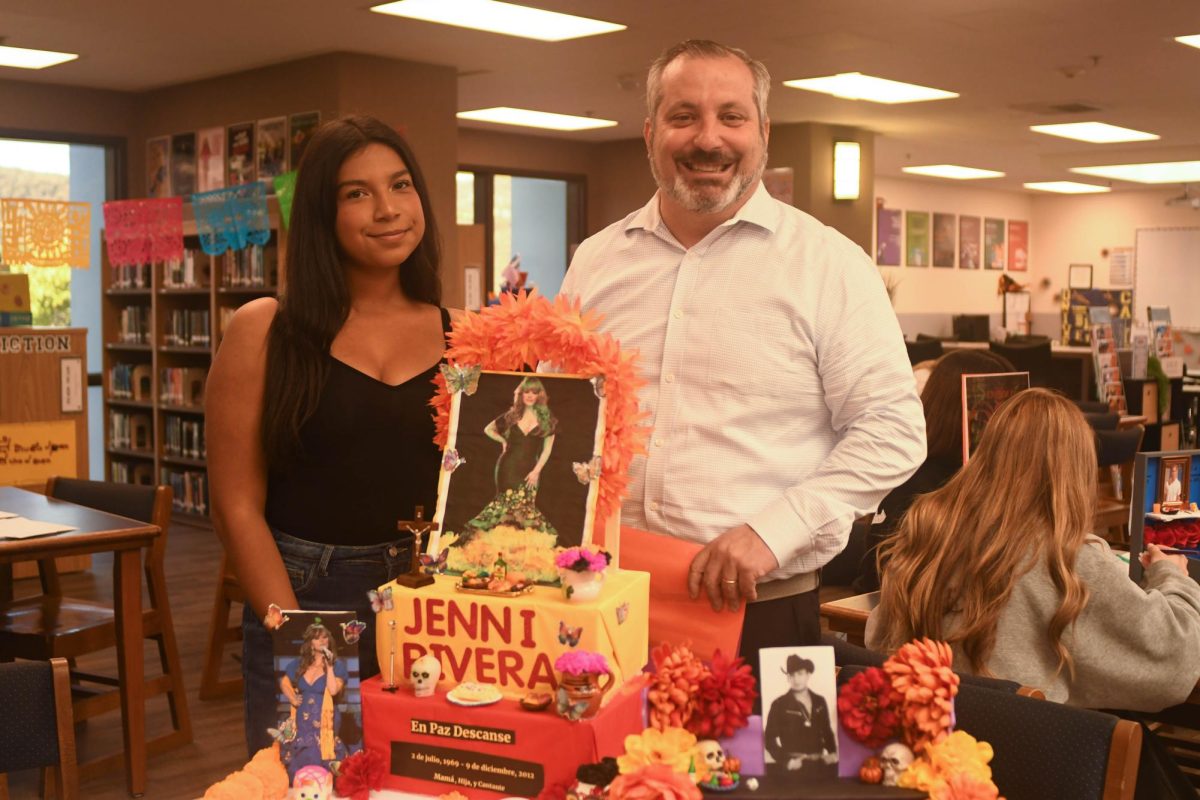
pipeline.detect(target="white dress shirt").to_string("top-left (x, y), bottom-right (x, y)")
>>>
top-left (561, 183), bottom-right (926, 588)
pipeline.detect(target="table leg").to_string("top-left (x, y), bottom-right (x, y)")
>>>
top-left (0, 562), bottom-right (11, 603)
top-left (114, 547), bottom-right (145, 796)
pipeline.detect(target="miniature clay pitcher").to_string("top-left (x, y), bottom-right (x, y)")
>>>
top-left (558, 671), bottom-right (614, 720)
top-left (560, 569), bottom-right (605, 602)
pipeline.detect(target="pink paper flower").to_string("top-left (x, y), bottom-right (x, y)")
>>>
top-left (555, 547), bottom-right (612, 572)
top-left (606, 764), bottom-right (702, 800)
top-left (555, 650), bottom-right (611, 676)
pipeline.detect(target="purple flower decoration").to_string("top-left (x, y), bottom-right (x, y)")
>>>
top-left (555, 650), bottom-right (611, 676)
top-left (555, 547), bottom-right (612, 573)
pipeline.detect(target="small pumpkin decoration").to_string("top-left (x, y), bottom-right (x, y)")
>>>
top-left (859, 756), bottom-right (883, 785)
top-left (722, 756), bottom-right (742, 774)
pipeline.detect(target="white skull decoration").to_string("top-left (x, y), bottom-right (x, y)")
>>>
top-left (879, 742), bottom-right (914, 786)
top-left (410, 654), bottom-right (441, 698)
top-left (694, 740), bottom-right (725, 775)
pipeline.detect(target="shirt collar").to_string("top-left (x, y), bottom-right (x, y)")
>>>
top-left (625, 180), bottom-right (780, 238)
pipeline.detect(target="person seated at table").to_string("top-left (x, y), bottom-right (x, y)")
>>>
top-left (853, 349), bottom-right (1014, 592)
top-left (866, 388), bottom-right (1200, 711)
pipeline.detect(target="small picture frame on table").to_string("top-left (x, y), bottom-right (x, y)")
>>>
top-left (1159, 455), bottom-right (1191, 513)
top-left (760, 646), bottom-right (838, 780)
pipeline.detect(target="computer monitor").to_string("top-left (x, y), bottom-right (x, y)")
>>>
top-left (1128, 448), bottom-right (1200, 582)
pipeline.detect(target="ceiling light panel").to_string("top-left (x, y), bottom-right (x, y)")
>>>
top-left (902, 164), bottom-right (1004, 180)
top-left (457, 107), bottom-right (617, 131)
top-left (0, 45), bottom-right (78, 70)
top-left (782, 72), bottom-right (957, 104)
top-left (1175, 34), bottom-right (1200, 50)
top-left (1030, 122), bottom-right (1159, 143)
top-left (370, 0), bottom-right (625, 41)
top-left (1023, 181), bottom-right (1111, 194)
top-left (1070, 161), bottom-right (1200, 184)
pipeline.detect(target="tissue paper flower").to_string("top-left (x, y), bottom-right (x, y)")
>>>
top-left (617, 727), bottom-right (698, 775)
top-left (885, 638), bottom-right (959, 752)
top-left (837, 666), bottom-right (903, 748)
top-left (607, 764), bottom-right (702, 800)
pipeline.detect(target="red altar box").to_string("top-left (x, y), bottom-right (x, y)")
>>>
top-left (362, 675), bottom-right (645, 798)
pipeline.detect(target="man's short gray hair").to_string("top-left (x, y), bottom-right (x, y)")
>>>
top-left (645, 40), bottom-right (771, 125)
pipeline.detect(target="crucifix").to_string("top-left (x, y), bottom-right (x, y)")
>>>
top-left (395, 505), bottom-right (437, 588)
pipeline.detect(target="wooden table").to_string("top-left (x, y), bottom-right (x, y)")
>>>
top-left (0, 486), bottom-right (159, 797)
top-left (820, 591), bottom-right (879, 646)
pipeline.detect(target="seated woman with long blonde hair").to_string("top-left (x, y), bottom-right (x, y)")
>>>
top-left (866, 388), bottom-right (1200, 711)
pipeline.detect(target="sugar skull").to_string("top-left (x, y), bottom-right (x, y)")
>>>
top-left (879, 742), bottom-right (914, 786)
top-left (411, 653), bottom-right (441, 697)
top-left (695, 740), bottom-right (725, 775)
top-left (293, 764), bottom-right (333, 800)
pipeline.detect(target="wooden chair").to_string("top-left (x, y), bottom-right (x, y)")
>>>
top-left (1094, 426), bottom-right (1145, 543)
top-left (0, 478), bottom-right (192, 779)
top-left (0, 658), bottom-right (77, 800)
top-left (199, 551), bottom-right (245, 700)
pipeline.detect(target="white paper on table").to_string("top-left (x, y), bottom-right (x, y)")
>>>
top-left (0, 516), bottom-right (77, 539)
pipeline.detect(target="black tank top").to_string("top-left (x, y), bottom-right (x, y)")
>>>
top-left (264, 307), bottom-right (450, 546)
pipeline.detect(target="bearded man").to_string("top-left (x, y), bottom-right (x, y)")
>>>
top-left (558, 40), bottom-right (924, 684)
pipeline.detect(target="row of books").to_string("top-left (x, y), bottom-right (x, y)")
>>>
top-left (111, 263), bottom-right (153, 289)
top-left (111, 460), bottom-right (154, 485)
top-left (110, 363), bottom-right (153, 401)
top-left (164, 309), bottom-right (211, 347)
top-left (160, 367), bottom-right (208, 408)
top-left (164, 415), bottom-right (206, 460)
top-left (109, 410), bottom-right (152, 451)
top-left (117, 305), bottom-right (152, 344)
top-left (222, 244), bottom-right (275, 288)
top-left (163, 249), bottom-right (212, 289)
top-left (161, 467), bottom-right (208, 515)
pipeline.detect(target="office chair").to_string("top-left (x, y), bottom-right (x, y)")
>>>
top-left (989, 339), bottom-right (1052, 388)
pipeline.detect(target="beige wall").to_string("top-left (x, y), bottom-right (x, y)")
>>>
top-left (1031, 188), bottom-right (1200, 316)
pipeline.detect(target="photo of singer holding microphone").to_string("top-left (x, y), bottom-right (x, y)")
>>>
top-left (277, 621), bottom-right (349, 775)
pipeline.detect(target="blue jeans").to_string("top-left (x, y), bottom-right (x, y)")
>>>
top-left (242, 528), bottom-right (412, 758)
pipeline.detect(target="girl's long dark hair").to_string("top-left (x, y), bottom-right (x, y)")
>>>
top-left (262, 116), bottom-right (442, 465)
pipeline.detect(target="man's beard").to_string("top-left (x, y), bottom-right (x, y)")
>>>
top-left (649, 133), bottom-right (767, 215)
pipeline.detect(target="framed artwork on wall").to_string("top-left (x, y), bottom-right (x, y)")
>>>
top-left (905, 211), bottom-right (930, 267)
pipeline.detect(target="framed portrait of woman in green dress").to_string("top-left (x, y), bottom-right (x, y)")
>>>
top-left (430, 371), bottom-right (606, 584)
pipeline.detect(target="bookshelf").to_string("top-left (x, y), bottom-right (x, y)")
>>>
top-left (101, 198), bottom-right (286, 520)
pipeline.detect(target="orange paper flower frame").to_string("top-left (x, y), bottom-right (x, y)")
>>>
top-left (431, 290), bottom-right (650, 532)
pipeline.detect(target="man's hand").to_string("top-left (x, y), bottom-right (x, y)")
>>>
top-left (688, 524), bottom-right (779, 612)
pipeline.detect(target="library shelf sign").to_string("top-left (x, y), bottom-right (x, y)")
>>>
top-left (0, 332), bottom-right (75, 355)
top-left (0, 420), bottom-right (76, 485)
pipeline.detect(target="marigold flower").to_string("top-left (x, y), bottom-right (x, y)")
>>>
top-left (617, 727), bottom-right (698, 775)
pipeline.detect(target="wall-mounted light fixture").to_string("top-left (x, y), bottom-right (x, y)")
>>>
top-left (833, 141), bottom-right (861, 200)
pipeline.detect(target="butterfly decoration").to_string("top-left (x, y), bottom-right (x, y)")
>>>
top-left (367, 586), bottom-right (394, 613)
top-left (441, 449), bottom-right (466, 474)
top-left (616, 602), bottom-right (630, 625)
top-left (264, 603), bottom-right (289, 630)
top-left (572, 456), bottom-right (602, 485)
top-left (418, 548), bottom-right (449, 575)
top-left (558, 620), bottom-right (583, 648)
top-left (340, 619), bottom-right (367, 645)
top-left (440, 363), bottom-right (482, 396)
top-left (267, 717), bottom-right (296, 744)
top-left (556, 687), bottom-right (590, 722)
top-left (591, 375), bottom-right (607, 399)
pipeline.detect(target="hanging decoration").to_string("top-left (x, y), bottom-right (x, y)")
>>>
top-left (102, 197), bottom-right (184, 267)
top-left (1, 198), bottom-right (91, 269)
top-left (191, 182), bottom-right (270, 256)
top-left (273, 171), bottom-right (298, 230)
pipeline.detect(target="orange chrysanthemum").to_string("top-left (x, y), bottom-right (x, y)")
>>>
top-left (884, 638), bottom-right (959, 752)
top-left (646, 643), bottom-right (710, 731)
top-left (431, 291), bottom-right (649, 531)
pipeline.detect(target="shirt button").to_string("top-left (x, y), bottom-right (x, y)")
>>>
top-left (672, 309), bottom-right (683, 320)
top-left (650, 501), bottom-right (661, 512)
top-left (387, 546), bottom-right (399, 557)
top-left (654, 436), bottom-right (665, 447)
top-left (665, 373), bottom-right (675, 383)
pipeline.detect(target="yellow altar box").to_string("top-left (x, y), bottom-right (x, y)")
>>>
top-left (374, 570), bottom-right (649, 702)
